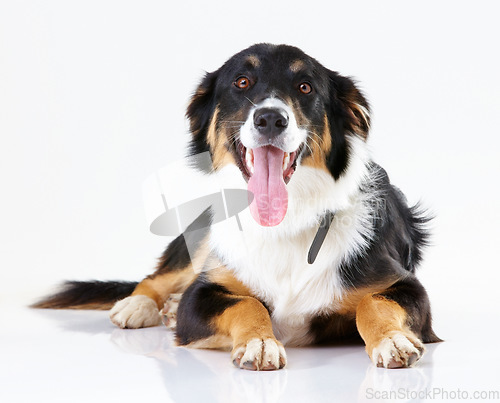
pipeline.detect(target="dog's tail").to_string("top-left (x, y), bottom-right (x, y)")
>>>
top-left (31, 280), bottom-right (138, 310)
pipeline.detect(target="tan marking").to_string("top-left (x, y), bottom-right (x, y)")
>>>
top-left (213, 146), bottom-right (236, 169)
top-left (286, 95), bottom-right (308, 127)
top-left (206, 107), bottom-right (219, 153)
top-left (207, 266), bottom-right (253, 296)
top-left (340, 84), bottom-right (370, 140)
top-left (289, 59), bottom-right (305, 73)
top-left (214, 297), bottom-right (276, 348)
top-left (245, 54), bottom-right (261, 68)
top-left (33, 301), bottom-right (115, 310)
top-left (320, 114), bottom-right (332, 154)
top-left (352, 103), bottom-right (370, 130)
top-left (356, 293), bottom-right (415, 360)
top-left (334, 282), bottom-right (398, 317)
top-left (193, 87), bottom-right (206, 98)
top-left (287, 99), bottom-right (333, 172)
top-left (301, 115), bottom-right (332, 172)
top-left (206, 107), bottom-right (236, 170)
top-left (132, 268), bottom-right (197, 309)
top-left (347, 102), bottom-right (370, 139)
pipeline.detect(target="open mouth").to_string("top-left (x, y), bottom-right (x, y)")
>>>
top-left (236, 141), bottom-right (301, 227)
top-left (238, 143), bottom-right (298, 184)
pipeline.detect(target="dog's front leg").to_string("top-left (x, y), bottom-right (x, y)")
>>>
top-left (216, 297), bottom-right (287, 370)
top-left (356, 292), bottom-right (424, 368)
top-left (355, 277), bottom-right (440, 368)
top-left (176, 275), bottom-right (287, 371)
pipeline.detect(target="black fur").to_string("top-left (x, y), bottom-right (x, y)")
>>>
top-left (326, 71), bottom-right (370, 179)
top-left (337, 163), bottom-right (431, 290)
top-left (186, 72), bottom-right (218, 158)
top-left (309, 313), bottom-right (359, 344)
top-left (32, 280), bottom-right (138, 309)
top-left (155, 234), bottom-right (193, 274)
top-left (154, 208), bottom-right (212, 275)
top-left (379, 278), bottom-right (442, 343)
top-left (176, 274), bottom-right (240, 345)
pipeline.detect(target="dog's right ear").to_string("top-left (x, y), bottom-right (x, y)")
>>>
top-left (186, 71), bottom-right (219, 156)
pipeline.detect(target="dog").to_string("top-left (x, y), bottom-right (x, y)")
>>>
top-left (34, 43), bottom-right (440, 370)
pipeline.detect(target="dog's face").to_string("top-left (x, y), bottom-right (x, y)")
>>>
top-left (187, 44), bottom-right (370, 226)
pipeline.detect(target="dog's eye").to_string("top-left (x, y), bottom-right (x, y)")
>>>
top-left (299, 82), bottom-right (312, 94)
top-left (234, 76), bottom-right (251, 89)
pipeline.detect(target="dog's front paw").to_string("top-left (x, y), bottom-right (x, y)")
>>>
top-left (109, 295), bottom-right (161, 329)
top-left (371, 331), bottom-right (425, 368)
top-left (231, 338), bottom-right (287, 371)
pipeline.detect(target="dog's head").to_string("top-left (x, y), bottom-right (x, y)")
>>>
top-left (186, 43), bottom-right (370, 227)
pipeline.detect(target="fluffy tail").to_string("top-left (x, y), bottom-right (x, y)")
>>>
top-left (31, 280), bottom-right (138, 310)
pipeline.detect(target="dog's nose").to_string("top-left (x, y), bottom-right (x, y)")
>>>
top-left (253, 108), bottom-right (289, 137)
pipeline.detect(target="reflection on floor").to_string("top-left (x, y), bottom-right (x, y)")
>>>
top-left (1, 305), bottom-right (498, 403)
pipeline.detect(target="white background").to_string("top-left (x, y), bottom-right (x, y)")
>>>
top-left (1, 1), bottom-right (500, 401)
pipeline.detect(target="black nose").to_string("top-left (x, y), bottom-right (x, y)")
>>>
top-left (253, 108), bottom-right (289, 137)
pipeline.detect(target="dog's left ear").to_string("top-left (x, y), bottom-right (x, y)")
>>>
top-left (186, 70), bottom-right (219, 156)
top-left (329, 72), bottom-right (371, 140)
top-left (325, 71), bottom-right (371, 179)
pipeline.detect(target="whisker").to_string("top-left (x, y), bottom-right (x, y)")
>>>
top-left (298, 124), bottom-right (323, 128)
top-left (304, 142), bottom-right (314, 155)
top-left (304, 129), bottom-right (323, 139)
top-left (308, 132), bottom-right (324, 143)
top-left (245, 96), bottom-right (256, 107)
top-left (226, 129), bottom-right (241, 149)
top-left (302, 129), bottom-right (328, 157)
top-left (308, 135), bottom-right (322, 151)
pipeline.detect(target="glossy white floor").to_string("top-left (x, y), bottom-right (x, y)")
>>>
top-left (1, 302), bottom-right (499, 403)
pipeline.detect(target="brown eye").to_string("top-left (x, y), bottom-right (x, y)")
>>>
top-left (234, 76), bottom-right (251, 89)
top-left (299, 82), bottom-right (312, 94)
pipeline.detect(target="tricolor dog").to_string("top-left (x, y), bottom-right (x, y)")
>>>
top-left (35, 44), bottom-right (440, 370)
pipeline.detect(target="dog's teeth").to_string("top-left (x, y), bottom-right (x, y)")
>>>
top-left (283, 152), bottom-right (290, 170)
top-left (245, 148), bottom-right (254, 174)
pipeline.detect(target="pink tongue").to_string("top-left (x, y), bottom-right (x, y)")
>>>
top-left (247, 146), bottom-right (288, 226)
